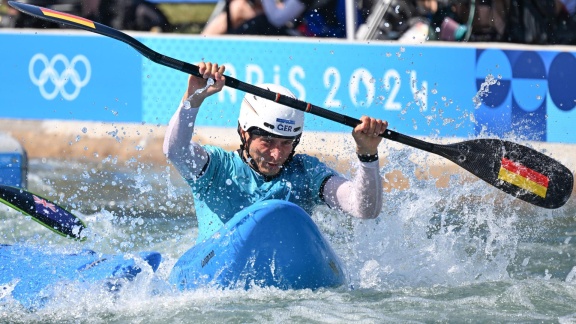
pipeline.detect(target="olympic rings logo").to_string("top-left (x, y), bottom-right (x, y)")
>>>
top-left (29, 53), bottom-right (91, 101)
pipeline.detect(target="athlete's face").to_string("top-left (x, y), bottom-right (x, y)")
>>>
top-left (244, 133), bottom-right (295, 176)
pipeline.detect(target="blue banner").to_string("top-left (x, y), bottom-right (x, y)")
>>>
top-left (1, 31), bottom-right (575, 144)
top-left (0, 33), bottom-right (142, 122)
top-left (141, 37), bottom-right (478, 138)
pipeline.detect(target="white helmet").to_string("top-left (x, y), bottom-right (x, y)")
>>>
top-left (238, 83), bottom-right (304, 138)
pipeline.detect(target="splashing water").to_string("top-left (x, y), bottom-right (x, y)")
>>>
top-left (473, 74), bottom-right (498, 109)
top-left (186, 78), bottom-right (215, 102)
top-left (1, 143), bottom-right (576, 322)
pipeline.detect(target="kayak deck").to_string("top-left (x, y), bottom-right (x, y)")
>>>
top-left (169, 200), bottom-right (346, 290)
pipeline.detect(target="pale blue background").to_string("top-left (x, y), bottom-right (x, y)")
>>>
top-left (1, 32), bottom-right (574, 143)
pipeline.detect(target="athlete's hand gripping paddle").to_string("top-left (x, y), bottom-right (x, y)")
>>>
top-left (0, 184), bottom-right (86, 240)
top-left (9, 1), bottom-right (574, 209)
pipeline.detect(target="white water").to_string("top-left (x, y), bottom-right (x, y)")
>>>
top-left (2, 140), bottom-right (576, 322)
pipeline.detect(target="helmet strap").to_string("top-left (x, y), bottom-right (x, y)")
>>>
top-left (237, 125), bottom-right (261, 173)
top-left (236, 125), bottom-right (300, 181)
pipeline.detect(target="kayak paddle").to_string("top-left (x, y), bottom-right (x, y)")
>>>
top-left (8, 1), bottom-right (574, 209)
top-left (0, 184), bottom-right (86, 240)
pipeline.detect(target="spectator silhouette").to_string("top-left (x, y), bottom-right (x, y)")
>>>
top-left (202, 0), bottom-right (349, 37)
top-left (96, 0), bottom-right (171, 32)
top-left (202, 0), bottom-right (264, 35)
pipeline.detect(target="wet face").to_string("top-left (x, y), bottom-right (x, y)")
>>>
top-left (243, 132), bottom-right (296, 176)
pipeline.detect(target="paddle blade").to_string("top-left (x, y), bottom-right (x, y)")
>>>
top-left (434, 139), bottom-right (573, 209)
top-left (9, 1), bottom-right (99, 31)
top-left (0, 185), bottom-right (86, 240)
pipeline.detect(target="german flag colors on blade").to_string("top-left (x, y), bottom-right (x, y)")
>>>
top-left (435, 139), bottom-right (572, 209)
top-left (39, 8), bottom-right (95, 29)
top-left (498, 157), bottom-right (549, 198)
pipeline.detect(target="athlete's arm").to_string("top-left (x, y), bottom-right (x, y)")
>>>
top-left (164, 103), bottom-right (209, 180)
top-left (163, 63), bottom-right (226, 180)
top-left (322, 116), bottom-right (388, 219)
top-left (261, 0), bottom-right (306, 28)
top-left (322, 161), bottom-right (383, 219)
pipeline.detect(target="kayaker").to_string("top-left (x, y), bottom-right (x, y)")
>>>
top-left (164, 62), bottom-right (388, 242)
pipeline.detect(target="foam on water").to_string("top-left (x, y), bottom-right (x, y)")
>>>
top-left (2, 144), bottom-right (576, 321)
top-left (313, 145), bottom-right (521, 292)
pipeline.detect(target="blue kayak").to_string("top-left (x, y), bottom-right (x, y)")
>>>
top-left (1, 199), bottom-right (345, 308)
top-left (0, 245), bottom-right (161, 309)
top-left (169, 200), bottom-right (345, 290)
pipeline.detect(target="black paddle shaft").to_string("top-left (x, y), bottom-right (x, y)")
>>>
top-left (8, 1), bottom-right (574, 209)
top-left (159, 52), bottom-right (438, 152)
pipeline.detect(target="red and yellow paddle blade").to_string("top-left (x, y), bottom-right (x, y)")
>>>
top-left (436, 139), bottom-right (573, 209)
top-left (37, 7), bottom-right (96, 28)
top-left (9, 1), bottom-right (138, 49)
top-left (498, 157), bottom-right (549, 199)
top-left (9, 2), bottom-right (99, 31)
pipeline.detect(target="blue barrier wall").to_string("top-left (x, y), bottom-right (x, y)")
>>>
top-left (1, 31), bottom-right (575, 143)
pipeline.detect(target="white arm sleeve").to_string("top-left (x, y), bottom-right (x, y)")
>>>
top-left (163, 101), bottom-right (209, 180)
top-left (322, 160), bottom-right (383, 219)
top-left (262, 0), bottom-right (307, 27)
